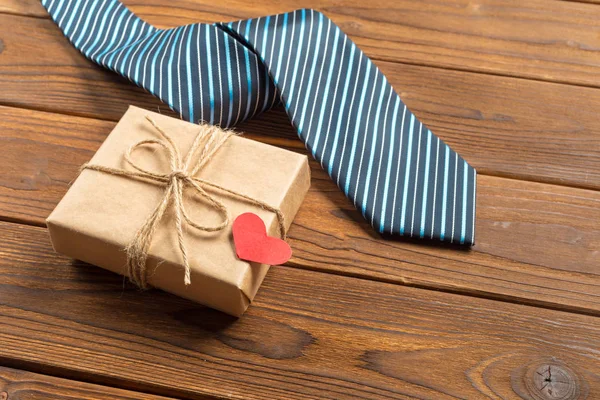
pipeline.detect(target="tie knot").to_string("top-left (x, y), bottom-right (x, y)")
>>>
top-left (169, 170), bottom-right (188, 181)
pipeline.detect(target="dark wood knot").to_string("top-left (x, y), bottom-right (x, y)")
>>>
top-left (511, 357), bottom-right (588, 400)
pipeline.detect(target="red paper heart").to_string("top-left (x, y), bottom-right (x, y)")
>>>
top-left (232, 213), bottom-right (291, 265)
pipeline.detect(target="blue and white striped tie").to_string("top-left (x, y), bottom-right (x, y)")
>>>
top-left (42, 0), bottom-right (477, 245)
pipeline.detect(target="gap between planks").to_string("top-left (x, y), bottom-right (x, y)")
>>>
top-left (561, 0), bottom-right (600, 4)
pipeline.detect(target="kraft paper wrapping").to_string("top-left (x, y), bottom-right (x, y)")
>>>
top-left (47, 106), bottom-right (310, 316)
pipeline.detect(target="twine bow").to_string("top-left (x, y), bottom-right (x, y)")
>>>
top-left (80, 116), bottom-right (285, 288)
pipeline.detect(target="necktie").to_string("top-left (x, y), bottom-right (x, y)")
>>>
top-left (41, 0), bottom-right (477, 245)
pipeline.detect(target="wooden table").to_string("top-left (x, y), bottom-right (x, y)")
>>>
top-left (1, 0), bottom-right (599, 399)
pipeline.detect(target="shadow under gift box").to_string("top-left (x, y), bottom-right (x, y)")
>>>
top-left (46, 106), bottom-right (311, 317)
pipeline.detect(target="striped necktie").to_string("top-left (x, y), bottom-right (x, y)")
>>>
top-left (42, 0), bottom-right (477, 245)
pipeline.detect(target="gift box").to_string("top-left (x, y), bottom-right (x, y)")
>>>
top-left (47, 106), bottom-right (310, 316)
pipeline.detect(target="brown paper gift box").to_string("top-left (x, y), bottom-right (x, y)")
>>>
top-left (47, 106), bottom-right (310, 317)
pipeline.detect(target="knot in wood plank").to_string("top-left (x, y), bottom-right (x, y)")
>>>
top-left (511, 357), bottom-right (588, 400)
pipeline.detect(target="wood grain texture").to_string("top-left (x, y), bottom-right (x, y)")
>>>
top-left (1, 15), bottom-right (599, 190)
top-left (1, 105), bottom-right (599, 316)
top-left (1, 221), bottom-right (600, 400)
top-left (1, 1), bottom-right (599, 399)
top-left (5, 0), bottom-right (600, 89)
top-left (0, 366), bottom-right (175, 400)
top-left (0, 0), bottom-right (43, 17)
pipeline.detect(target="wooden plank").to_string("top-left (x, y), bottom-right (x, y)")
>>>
top-left (0, 0), bottom-right (44, 17)
top-left (1, 221), bottom-right (600, 400)
top-left (0, 366), bottom-right (176, 400)
top-left (1, 16), bottom-right (600, 190)
top-left (5, 0), bottom-right (600, 89)
top-left (1, 105), bottom-right (599, 316)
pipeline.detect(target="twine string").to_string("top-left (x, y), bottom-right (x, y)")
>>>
top-left (80, 116), bottom-right (286, 289)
